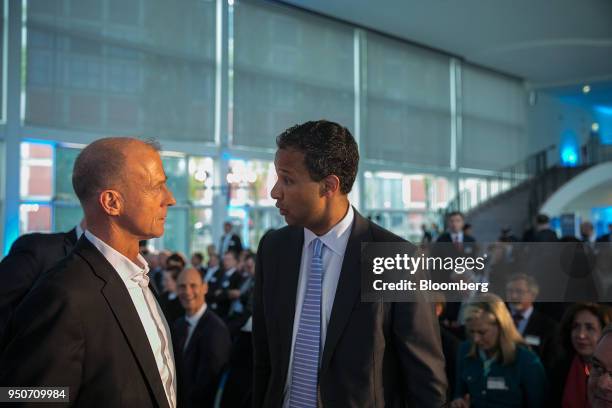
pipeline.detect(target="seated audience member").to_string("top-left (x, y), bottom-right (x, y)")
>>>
top-left (452, 294), bottom-right (546, 408)
top-left (190, 251), bottom-right (206, 274)
top-left (588, 324), bottom-right (612, 407)
top-left (432, 292), bottom-right (461, 399)
top-left (172, 268), bottom-right (230, 408)
top-left (505, 273), bottom-right (557, 366)
top-left (160, 266), bottom-right (184, 324)
top-left (208, 250), bottom-right (245, 320)
top-left (549, 303), bottom-right (612, 407)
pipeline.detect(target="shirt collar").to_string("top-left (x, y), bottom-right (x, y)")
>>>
top-left (84, 230), bottom-right (149, 289)
top-left (185, 303), bottom-right (207, 327)
top-left (452, 231), bottom-right (464, 241)
top-left (76, 223), bottom-right (85, 239)
top-left (510, 305), bottom-right (533, 320)
top-left (225, 267), bottom-right (236, 277)
top-left (304, 205), bottom-right (354, 257)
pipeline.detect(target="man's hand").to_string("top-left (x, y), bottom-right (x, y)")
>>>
top-left (450, 394), bottom-right (470, 408)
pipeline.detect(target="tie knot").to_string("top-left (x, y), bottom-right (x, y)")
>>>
top-left (131, 272), bottom-right (150, 289)
top-left (312, 238), bottom-right (324, 259)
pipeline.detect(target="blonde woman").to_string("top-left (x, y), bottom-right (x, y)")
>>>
top-left (451, 293), bottom-right (546, 408)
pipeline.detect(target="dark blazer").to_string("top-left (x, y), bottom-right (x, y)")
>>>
top-left (172, 309), bottom-right (231, 408)
top-left (0, 228), bottom-right (78, 341)
top-left (253, 209), bottom-right (447, 407)
top-left (436, 232), bottom-right (476, 247)
top-left (219, 233), bottom-right (242, 256)
top-left (522, 308), bottom-right (558, 368)
top-left (0, 236), bottom-right (173, 408)
top-left (533, 228), bottom-right (558, 242)
top-left (207, 268), bottom-right (246, 320)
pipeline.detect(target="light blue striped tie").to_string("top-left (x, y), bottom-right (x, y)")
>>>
top-left (289, 238), bottom-right (324, 408)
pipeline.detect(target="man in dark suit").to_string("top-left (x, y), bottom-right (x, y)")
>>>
top-left (0, 221), bottom-right (84, 342)
top-left (506, 273), bottom-right (557, 368)
top-left (532, 213), bottom-right (558, 242)
top-left (436, 211), bottom-right (477, 253)
top-left (435, 211), bottom-right (477, 323)
top-left (0, 137), bottom-right (178, 407)
top-left (219, 221), bottom-right (242, 256)
top-left (172, 267), bottom-right (231, 408)
top-left (253, 121), bottom-right (447, 407)
top-left (208, 250), bottom-right (246, 320)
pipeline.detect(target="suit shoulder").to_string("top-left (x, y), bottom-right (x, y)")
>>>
top-left (257, 225), bottom-right (300, 250)
top-left (38, 250), bottom-right (94, 289)
top-left (368, 220), bottom-right (409, 244)
top-left (202, 310), bottom-right (231, 339)
top-left (9, 232), bottom-right (66, 253)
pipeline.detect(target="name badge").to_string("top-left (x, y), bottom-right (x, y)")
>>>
top-left (525, 335), bottom-right (541, 346)
top-left (222, 280), bottom-right (230, 288)
top-left (465, 246), bottom-right (473, 254)
top-left (487, 377), bottom-right (508, 390)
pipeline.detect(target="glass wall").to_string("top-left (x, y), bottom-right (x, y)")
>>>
top-left (2, 0), bottom-right (532, 253)
top-left (25, 0), bottom-right (216, 142)
top-left (363, 171), bottom-right (450, 241)
top-left (232, 0), bottom-right (355, 149)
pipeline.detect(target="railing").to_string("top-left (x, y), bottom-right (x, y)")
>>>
top-left (445, 144), bottom-right (557, 214)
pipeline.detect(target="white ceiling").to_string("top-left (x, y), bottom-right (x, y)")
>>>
top-left (278, 0), bottom-right (612, 93)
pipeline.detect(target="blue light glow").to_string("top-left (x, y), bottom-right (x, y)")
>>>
top-left (595, 106), bottom-right (612, 116)
top-left (561, 145), bottom-right (578, 166)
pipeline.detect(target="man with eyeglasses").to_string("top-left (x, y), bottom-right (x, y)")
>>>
top-left (589, 324), bottom-right (612, 407)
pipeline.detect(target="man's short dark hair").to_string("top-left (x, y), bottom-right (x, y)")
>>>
top-left (276, 120), bottom-right (359, 194)
top-left (536, 214), bottom-right (550, 224)
top-left (192, 252), bottom-right (203, 262)
top-left (72, 137), bottom-right (160, 205)
top-left (447, 211), bottom-right (464, 219)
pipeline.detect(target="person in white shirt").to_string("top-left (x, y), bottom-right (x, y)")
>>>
top-left (0, 137), bottom-right (178, 408)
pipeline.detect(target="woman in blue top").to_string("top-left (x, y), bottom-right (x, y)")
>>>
top-left (451, 293), bottom-right (547, 408)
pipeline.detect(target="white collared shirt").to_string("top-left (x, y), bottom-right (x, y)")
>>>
top-left (451, 231), bottom-right (464, 243)
top-left (75, 223), bottom-right (85, 239)
top-left (282, 205), bottom-right (354, 407)
top-left (510, 305), bottom-right (534, 335)
top-left (84, 231), bottom-right (177, 408)
top-left (184, 303), bottom-right (207, 350)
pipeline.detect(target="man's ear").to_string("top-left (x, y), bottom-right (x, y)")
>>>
top-left (320, 175), bottom-right (341, 197)
top-left (99, 190), bottom-right (122, 216)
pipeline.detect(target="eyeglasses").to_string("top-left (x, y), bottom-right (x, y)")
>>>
top-left (588, 360), bottom-right (612, 379)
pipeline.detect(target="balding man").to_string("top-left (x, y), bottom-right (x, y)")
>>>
top-left (589, 324), bottom-right (612, 407)
top-left (0, 138), bottom-right (178, 407)
top-left (172, 268), bottom-right (230, 408)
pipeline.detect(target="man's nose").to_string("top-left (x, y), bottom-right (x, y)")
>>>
top-left (271, 181), bottom-right (281, 199)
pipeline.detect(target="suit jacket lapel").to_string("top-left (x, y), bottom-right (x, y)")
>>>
top-left (75, 237), bottom-right (171, 408)
top-left (321, 209), bottom-right (371, 372)
top-left (279, 227), bottom-right (304, 385)
top-left (185, 310), bottom-right (208, 356)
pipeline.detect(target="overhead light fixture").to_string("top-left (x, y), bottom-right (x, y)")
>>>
top-left (582, 85), bottom-right (591, 94)
top-left (592, 123), bottom-right (600, 132)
